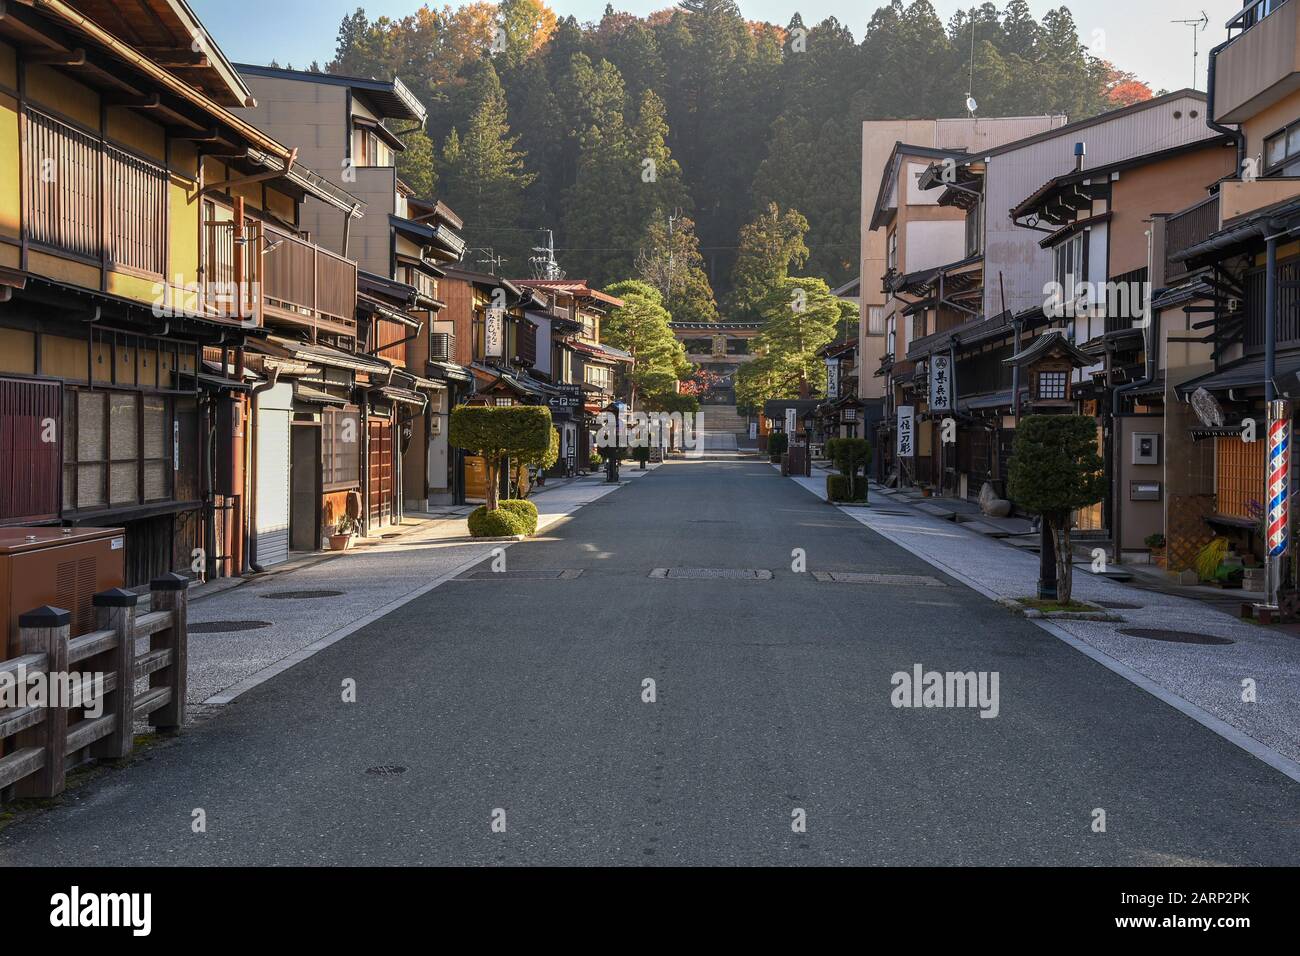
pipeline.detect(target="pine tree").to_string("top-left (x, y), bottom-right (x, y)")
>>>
top-left (440, 60), bottom-right (537, 264)
top-left (601, 279), bottom-right (691, 408)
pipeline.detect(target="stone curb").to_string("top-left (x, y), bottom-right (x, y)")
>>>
top-left (995, 597), bottom-right (1123, 623)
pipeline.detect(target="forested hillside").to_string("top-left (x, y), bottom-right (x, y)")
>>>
top-left (306, 0), bottom-right (1152, 314)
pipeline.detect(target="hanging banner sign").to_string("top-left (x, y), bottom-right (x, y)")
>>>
top-left (897, 405), bottom-right (915, 458)
top-left (825, 359), bottom-right (840, 400)
top-left (929, 354), bottom-right (952, 413)
top-left (485, 307), bottom-right (505, 358)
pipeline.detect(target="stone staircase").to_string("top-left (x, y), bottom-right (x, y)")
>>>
top-left (697, 404), bottom-right (752, 455)
top-left (701, 404), bottom-right (750, 436)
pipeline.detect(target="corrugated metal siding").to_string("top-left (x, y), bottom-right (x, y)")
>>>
top-left (0, 377), bottom-right (61, 523)
top-left (984, 95), bottom-right (1218, 319)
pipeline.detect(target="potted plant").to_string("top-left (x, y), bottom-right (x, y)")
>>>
top-left (330, 513), bottom-right (360, 551)
top-left (1145, 533), bottom-right (1167, 568)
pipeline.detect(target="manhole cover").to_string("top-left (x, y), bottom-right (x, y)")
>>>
top-left (259, 590), bottom-right (345, 600)
top-left (811, 571), bottom-right (946, 587)
top-left (1118, 628), bottom-right (1234, 646)
top-left (649, 568), bottom-right (773, 580)
top-left (1095, 601), bottom-right (1143, 610)
top-left (189, 620), bottom-right (274, 633)
top-left (461, 569), bottom-right (584, 580)
top-left (365, 765), bottom-right (407, 776)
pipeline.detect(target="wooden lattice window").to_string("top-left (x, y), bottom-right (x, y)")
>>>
top-left (1215, 436), bottom-right (1266, 520)
top-left (25, 109), bottom-right (99, 260)
top-left (107, 146), bottom-right (166, 276)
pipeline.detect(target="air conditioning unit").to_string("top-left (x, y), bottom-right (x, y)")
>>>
top-left (0, 527), bottom-right (125, 660)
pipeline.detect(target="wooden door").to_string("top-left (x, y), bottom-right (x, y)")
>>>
top-left (367, 418), bottom-right (395, 528)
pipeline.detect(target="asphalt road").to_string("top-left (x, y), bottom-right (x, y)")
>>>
top-left (2, 459), bottom-right (1298, 865)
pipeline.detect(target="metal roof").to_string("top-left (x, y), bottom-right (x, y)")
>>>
top-left (235, 63), bottom-right (426, 123)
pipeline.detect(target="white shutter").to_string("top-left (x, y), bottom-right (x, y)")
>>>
top-left (255, 383), bottom-right (292, 567)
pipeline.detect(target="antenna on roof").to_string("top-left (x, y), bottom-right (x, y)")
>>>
top-left (473, 248), bottom-right (507, 275)
top-left (1171, 11), bottom-right (1209, 90)
top-left (528, 229), bottom-right (565, 281)
top-left (966, 7), bottom-right (978, 117)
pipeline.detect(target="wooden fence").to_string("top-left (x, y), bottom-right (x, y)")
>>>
top-left (0, 574), bottom-right (188, 800)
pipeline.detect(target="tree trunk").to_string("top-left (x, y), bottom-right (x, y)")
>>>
top-left (1054, 513), bottom-right (1074, 605)
top-left (486, 456), bottom-right (499, 511)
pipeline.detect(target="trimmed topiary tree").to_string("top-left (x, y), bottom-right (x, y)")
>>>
top-left (449, 404), bottom-right (553, 511)
top-left (1006, 415), bottom-right (1106, 605)
top-left (467, 505), bottom-right (528, 538)
top-left (826, 437), bottom-right (871, 502)
top-left (498, 499), bottom-right (539, 535)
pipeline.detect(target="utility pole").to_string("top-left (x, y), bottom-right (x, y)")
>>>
top-left (666, 209), bottom-right (681, 304)
top-left (1171, 11), bottom-right (1209, 90)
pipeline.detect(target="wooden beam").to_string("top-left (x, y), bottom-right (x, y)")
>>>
top-left (24, 46), bottom-right (85, 66)
top-left (169, 127), bottom-right (223, 142)
top-left (135, 49), bottom-right (210, 67)
top-left (104, 92), bottom-right (162, 109)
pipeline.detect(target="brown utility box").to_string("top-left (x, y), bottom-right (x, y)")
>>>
top-left (0, 527), bottom-right (125, 660)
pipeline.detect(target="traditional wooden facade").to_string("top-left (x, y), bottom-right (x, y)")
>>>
top-left (1159, 0), bottom-right (1300, 574)
top-left (0, 0), bottom-right (364, 584)
top-left (235, 64), bottom-right (471, 516)
top-left (515, 280), bottom-right (628, 473)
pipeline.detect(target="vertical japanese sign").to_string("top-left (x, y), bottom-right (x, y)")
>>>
top-left (785, 408), bottom-right (797, 436)
top-left (897, 405), bottom-right (914, 458)
top-left (929, 354), bottom-right (952, 413)
top-left (825, 359), bottom-right (839, 399)
top-left (485, 307), bottom-right (505, 359)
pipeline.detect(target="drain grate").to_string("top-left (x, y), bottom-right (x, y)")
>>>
top-left (1095, 601), bottom-right (1143, 610)
top-left (189, 620), bottom-right (274, 633)
top-left (650, 568), bottom-right (773, 580)
top-left (259, 590), bottom-right (344, 600)
top-left (365, 765), bottom-right (407, 776)
top-left (461, 569), bottom-right (584, 580)
top-left (1118, 627), bottom-right (1234, 646)
top-left (812, 571), bottom-right (945, 587)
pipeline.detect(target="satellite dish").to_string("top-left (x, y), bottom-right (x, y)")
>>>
top-left (966, 96), bottom-right (978, 116)
top-left (1190, 387), bottom-right (1225, 428)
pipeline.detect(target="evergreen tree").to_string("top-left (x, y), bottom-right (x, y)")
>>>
top-left (396, 127), bottom-right (437, 198)
top-left (439, 60), bottom-right (537, 265)
top-left (728, 203), bottom-right (809, 321)
top-left (601, 279), bottom-right (691, 408)
top-left (636, 215), bottom-right (718, 323)
top-left (735, 277), bottom-right (845, 408)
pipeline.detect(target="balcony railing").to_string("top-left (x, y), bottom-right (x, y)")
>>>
top-left (203, 221), bottom-right (358, 338)
top-left (1165, 194), bottom-right (1220, 281)
top-left (1228, 0), bottom-right (1291, 32)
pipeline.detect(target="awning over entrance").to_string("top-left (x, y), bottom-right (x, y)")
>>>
top-left (1174, 353), bottom-right (1300, 398)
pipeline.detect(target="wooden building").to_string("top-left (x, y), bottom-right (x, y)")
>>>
top-left (0, 0), bottom-right (363, 583)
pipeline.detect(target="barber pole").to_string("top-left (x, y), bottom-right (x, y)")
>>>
top-left (1265, 400), bottom-right (1291, 608)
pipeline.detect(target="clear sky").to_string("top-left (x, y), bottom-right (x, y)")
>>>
top-left (191, 0), bottom-right (1242, 96)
